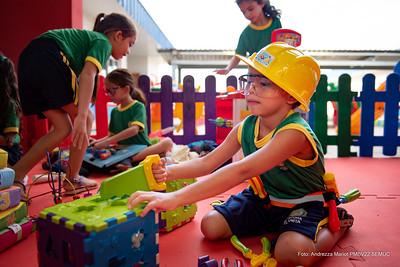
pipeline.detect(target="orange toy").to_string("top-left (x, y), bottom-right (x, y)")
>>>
top-left (350, 82), bottom-right (385, 135)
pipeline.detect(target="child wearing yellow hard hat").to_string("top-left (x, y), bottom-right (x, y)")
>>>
top-left (127, 42), bottom-right (354, 266)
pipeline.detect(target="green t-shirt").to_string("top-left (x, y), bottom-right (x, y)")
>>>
top-left (1, 101), bottom-right (20, 144)
top-left (40, 29), bottom-right (112, 74)
top-left (236, 18), bottom-right (282, 56)
top-left (239, 112), bottom-right (325, 199)
top-left (109, 101), bottom-right (151, 146)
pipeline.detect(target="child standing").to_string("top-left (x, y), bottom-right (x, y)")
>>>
top-left (128, 43), bottom-right (354, 266)
top-left (92, 69), bottom-right (172, 170)
top-left (0, 54), bottom-right (22, 166)
top-left (215, 0), bottom-right (281, 75)
top-left (13, 13), bottom-right (136, 195)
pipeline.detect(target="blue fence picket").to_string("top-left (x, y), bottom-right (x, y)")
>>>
top-left (356, 73), bottom-right (400, 156)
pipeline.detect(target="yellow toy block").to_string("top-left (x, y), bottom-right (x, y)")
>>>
top-left (0, 149), bottom-right (7, 168)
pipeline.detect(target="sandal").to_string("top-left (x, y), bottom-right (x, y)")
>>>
top-left (337, 207), bottom-right (354, 229)
top-left (63, 176), bottom-right (98, 196)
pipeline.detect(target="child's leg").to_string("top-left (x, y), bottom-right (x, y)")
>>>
top-left (12, 109), bottom-right (72, 181)
top-left (200, 210), bottom-right (233, 240)
top-left (274, 228), bottom-right (348, 267)
top-left (61, 103), bottom-right (96, 186)
top-left (131, 137), bottom-right (173, 162)
top-left (274, 207), bottom-right (353, 267)
top-left (201, 188), bottom-right (271, 240)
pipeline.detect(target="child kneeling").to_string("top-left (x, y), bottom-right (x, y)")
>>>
top-left (127, 43), bottom-right (354, 267)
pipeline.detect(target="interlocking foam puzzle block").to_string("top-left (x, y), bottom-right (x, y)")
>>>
top-left (37, 155), bottom-right (165, 267)
top-left (0, 202), bottom-right (27, 231)
top-left (0, 167), bottom-right (15, 190)
top-left (159, 178), bottom-right (197, 232)
top-left (38, 195), bottom-right (159, 267)
top-left (0, 217), bottom-right (35, 252)
top-left (0, 186), bottom-right (21, 211)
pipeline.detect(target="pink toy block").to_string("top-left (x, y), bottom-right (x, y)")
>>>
top-left (0, 217), bottom-right (34, 252)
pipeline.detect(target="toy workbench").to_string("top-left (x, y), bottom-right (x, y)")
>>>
top-left (83, 144), bottom-right (147, 169)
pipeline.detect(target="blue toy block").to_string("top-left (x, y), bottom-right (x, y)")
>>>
top-left (37, 156), bottom-right (166, 267)
top-left (37, 199), bottom-right (159, 267)
top-left (0, 167), bottom-right (15, 190)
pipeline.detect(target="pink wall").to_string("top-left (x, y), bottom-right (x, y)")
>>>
top-left (0, 0), bottom-right (82, 66)
top-left (0, 0), bottom-right (82, 149)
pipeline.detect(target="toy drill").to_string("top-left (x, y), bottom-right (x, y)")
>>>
top-left (323, 173), bottom-right (361, 232)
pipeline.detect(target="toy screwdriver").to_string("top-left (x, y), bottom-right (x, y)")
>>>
top-left (338, 188), bottom-right (361, 204)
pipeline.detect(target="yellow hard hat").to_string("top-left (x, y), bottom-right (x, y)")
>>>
top-left (236, 42), bottom-right (320, 111)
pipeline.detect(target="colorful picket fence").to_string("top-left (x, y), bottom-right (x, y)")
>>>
top-left (310, 73), bottom-right (400, 157)
top-left (93, 71), bottom-right (399, 158)
top-left (138, 75), bottom-right (217, 145)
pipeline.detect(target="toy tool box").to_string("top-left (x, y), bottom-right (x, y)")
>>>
top-left (37, 155), bottom-right (165, 267)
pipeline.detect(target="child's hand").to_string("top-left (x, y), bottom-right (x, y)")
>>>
top-left (88, 136), bottom-right (96, 145)
top-left (214, 68), bottom-right (229, 75)
top-left (152, 158), bottom-right (168, 183)
top-left (127, 191), bottom-right (178, 217)
top-left (93, 140), bottom-right (110, 150)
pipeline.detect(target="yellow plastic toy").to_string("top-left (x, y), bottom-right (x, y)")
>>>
top-left (230, 235), bottom-right (277, 267)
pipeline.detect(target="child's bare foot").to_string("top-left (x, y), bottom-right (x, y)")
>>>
top-left (109, 163), bottom-right (131, 174)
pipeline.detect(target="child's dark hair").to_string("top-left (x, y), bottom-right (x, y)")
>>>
top-left (93, 13), bottom-right (136, 38)
top-left (0, 54), bottom-right (22, 127)
top-left (106, 69), bottom-right (146, 105)
top-left (236, 0), bottom-right (281, 19)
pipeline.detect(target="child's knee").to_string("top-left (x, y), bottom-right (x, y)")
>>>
top-left (275, 231), bottom-right (315, 267)
top-left (200, 210), bottom-right (231, 240)
top-left (162, 137), bottom-right (173, 151)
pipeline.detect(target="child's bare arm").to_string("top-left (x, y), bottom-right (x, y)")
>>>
top-left (93, 125), bottom-right (140, 149)
top-left (128, 128), bottom-right (311, 216)
top-left (72, 62), bottom-right (97, 149)
top-left (214, 56), bottom-right (240, 75)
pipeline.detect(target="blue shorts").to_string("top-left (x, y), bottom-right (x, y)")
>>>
top-left (214, 188), bottom-right (329, 241)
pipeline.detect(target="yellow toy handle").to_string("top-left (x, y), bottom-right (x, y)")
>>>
top-left (140, 154), bottom-right (166, 191)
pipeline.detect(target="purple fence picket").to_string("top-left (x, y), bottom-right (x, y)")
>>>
top-left (139, 74), bottom-right (216, 145)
